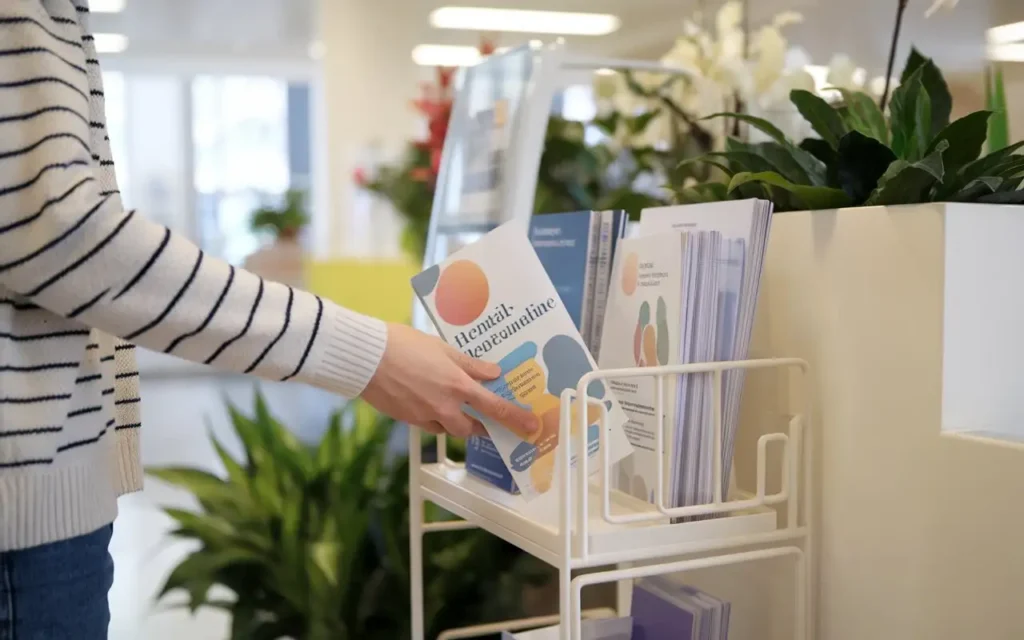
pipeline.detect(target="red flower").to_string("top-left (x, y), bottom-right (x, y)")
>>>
top-left (353, 167), bottom-right (368, 187)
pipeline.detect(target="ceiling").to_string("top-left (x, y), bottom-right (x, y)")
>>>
top-left (90, 0), bottom-right (1022, 74)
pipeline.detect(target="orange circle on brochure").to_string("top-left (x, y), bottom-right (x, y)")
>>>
top-left (435, 260), bottom-right (490, 326)
top-left (621, 252), bottom-right (639, 296)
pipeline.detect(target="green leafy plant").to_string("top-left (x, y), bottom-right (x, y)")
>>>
top-left (679, 49), bottom-right (1024, 210)
top-left (250, 189), bottom-right (310, 241)
top-left (986, 63), bottom-right (1010, 153)
top-left (149, 394), bottom-right (552, 640)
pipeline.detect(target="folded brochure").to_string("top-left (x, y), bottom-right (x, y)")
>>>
top-left (411, 220), bottom-right (633, 500)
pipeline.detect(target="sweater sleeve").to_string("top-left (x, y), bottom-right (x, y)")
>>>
top-left (0, 4), bottom-right (387, 398)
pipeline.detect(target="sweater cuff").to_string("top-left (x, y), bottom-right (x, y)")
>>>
top-left (307, 303), bottom-right (388, 399)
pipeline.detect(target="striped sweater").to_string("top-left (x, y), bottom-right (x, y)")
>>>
top-left (0, 0), bottom-right (388, 551)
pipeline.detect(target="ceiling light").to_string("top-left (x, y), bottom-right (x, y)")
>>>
top-left (987, 21), bottom-right (1024, 45)
top-left (93, 33), bottom-right (128, 54)
top-left (430, 7), bottom-right (620, 36)
top-left (88, 0), bottom-right (126, 12)
top-left (412, 44), bottom-right (482, 67)
top-left (988, 43), bottom-right (1024, 62)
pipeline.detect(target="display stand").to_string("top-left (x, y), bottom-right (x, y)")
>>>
top-left (409, 42), bottom-right (814, 640)
top-left (409, 358), bottom-right (814, 640)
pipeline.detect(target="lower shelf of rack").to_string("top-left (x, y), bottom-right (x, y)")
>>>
top-left (418, 463), bottom-right (778, 566)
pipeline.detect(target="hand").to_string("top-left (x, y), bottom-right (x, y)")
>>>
top-left (361, 323), bottom-right (539, 439)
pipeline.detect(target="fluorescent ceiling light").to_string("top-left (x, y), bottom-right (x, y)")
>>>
top-left (430, 7), bottom-right (620, 36)
top-left (94, 33), bottom-right (128, 54)
top-left (987, 21), bottom-right (1024, 45)
top-left (88, 0), bottom-right (126, 12)
top-left (988, 43), bottom-right (1024, 62)
top-left (412, 44), bottom-right (482, 67)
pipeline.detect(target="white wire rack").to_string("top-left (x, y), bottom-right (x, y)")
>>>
top-left (409, 357), bottom-right (813, 640)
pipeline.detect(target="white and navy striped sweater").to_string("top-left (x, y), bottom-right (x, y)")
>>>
top-left (0, 0), bottom-right (388, 551)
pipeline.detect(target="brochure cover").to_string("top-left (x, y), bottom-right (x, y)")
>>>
top-left (528, 210), bottom-right (602, 335)
top-left (596, 232), bottom-right (691, 503)
top-left (412, 221), bottom-right (633, 500)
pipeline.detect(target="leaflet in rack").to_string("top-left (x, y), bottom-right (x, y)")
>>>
top-left (637, 199), bottom-right (773, 505)
top-left (411, 221), bottom-right (634, 504)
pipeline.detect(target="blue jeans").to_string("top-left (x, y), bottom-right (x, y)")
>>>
top-left (0, 525), bottom-right (113, 640)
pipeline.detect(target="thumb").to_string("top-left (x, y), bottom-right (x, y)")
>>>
top-left (446, 345), bottom-right (500, 380)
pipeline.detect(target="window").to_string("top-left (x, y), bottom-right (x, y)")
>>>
top-left (192, 75), bottom-right (291, 265)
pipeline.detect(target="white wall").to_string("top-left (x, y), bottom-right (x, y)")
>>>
top-left (316, 0), bottom-right (430, 258)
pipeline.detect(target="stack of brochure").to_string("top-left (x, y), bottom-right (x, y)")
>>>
top-left (597, 199), bottom-right (773, 511)
top-left (528, 210), bottom-right (629, 358)
top-left (631, 577), bottom-right (731, 639)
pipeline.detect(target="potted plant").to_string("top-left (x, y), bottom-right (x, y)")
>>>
top-left (148, 393), bottom-right (553, 640)
top-left (244, 189), bottom-right (310, 287)
top-left (676, 48), bottom-right (1022, 209)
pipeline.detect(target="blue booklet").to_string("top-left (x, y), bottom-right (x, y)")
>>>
top-left (528, 211), bottom-right (602, 337)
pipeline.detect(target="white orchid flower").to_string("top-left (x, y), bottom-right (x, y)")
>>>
top-left (751, 25), bottom-right (788, 94)
top-left (826, 54), bottom-right (862, 90)
top-left (925, 0), bottom-right (959, 18)
top-left (716, 1), bottom-right (744, 37)
top-left (772, 11), bottom-right (804, 29)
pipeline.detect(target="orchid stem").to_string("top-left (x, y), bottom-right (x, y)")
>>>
top-left (879, 0), bottom-right (909, 111)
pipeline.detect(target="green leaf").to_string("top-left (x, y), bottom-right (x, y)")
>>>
top-left (978, 190), bottom-right (1024, 204)
top-left (925, 111), bottom-right (991, 175)
top-left (890, 66), bottom-right (925, 160)
top-left (703, 112), bottom-right (788, 145)
top-left (830, 88), bottom-right (889, 145)
top-left (592, 111), bottom-right (620, 138)
top-left (987, 64), bottom-right (1010, 152)
top-left (865, 141), bottom-right (947, 206)
top-left (901, 48), bottom-right (928, 84)
top-left (727, 171), bottom-right (853, 210)
top-left (674, 182), bottom-right (730, 205)
top-left (147, 467), bottom-right (242, 514)
top-left (913, 88), bottom-right (933, 161)
top-left (919, 58), bottom-right (953, 139)
top-left (951, 177), bottom-right (1003, 201)
top-left (627, 110), bottom-right (660, 135)
top-left (160, 549), bottom-right (262, 611)
top-left (835, 131), bottom-right (898, 204)
top-left (676, 155), bottom-right (733, 178)
top-left (952, 140), bottom-right (1024, 191)
top-left (790, 89), bottom-right (848, 150)
top-left (799, 137), bottom-right (838, 173)
top-left (722, 139), bottom-right (784, 173)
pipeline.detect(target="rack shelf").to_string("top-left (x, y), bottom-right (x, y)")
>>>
top-left (409, 358), bottom-right (814, 640)
top-left (419, 463), bottom-right (779, 567)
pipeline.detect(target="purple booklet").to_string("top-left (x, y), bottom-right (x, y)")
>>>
top-left (630, 577), bottom-right (730, 640)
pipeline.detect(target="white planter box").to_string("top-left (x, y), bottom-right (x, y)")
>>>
top-left (738, 203), bottom-right (1024, 640)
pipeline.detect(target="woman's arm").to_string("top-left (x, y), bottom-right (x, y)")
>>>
top-left (0, 4), bottom-right (383, 397)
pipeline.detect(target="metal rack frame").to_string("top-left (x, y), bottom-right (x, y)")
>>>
top-left (409, 358), bottom-right (814, 640)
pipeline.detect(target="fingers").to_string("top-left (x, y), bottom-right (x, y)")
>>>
top-left (446, 345), bottom-right (501, 381)
top-left (419, 417), bottom-right (485, 439)
top-left (420, 422), bottom-right (445, 435)
top-left (439, 408), bottom-right (482, 439)
top-left (462, 383), bottom-right (539, 439)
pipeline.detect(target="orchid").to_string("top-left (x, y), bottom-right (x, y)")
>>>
top-left (597, 2), bottom-right (871, 148)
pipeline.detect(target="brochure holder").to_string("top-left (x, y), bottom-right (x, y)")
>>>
top-left (409, 43), bottom-right (814, 640)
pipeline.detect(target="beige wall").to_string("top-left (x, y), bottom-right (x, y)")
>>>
top-left (738, 205), bottom-right (1024, 640)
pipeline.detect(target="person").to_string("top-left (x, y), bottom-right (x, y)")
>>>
top-left (0, 2), bottom-right (539, 637)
